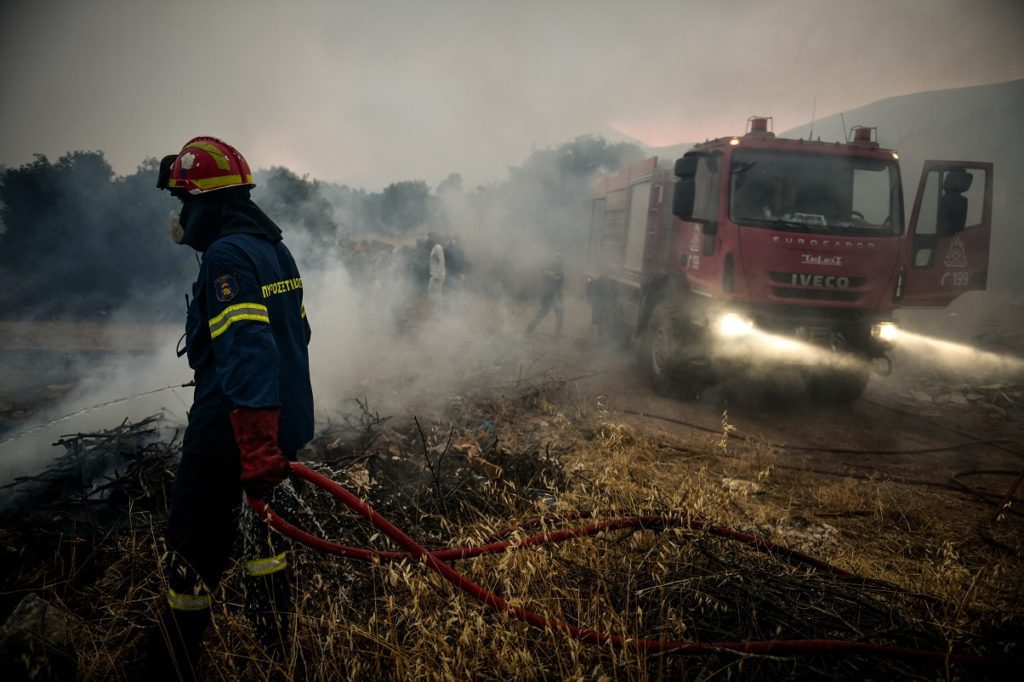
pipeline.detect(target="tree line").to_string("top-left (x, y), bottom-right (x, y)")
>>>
top-left (0, 136), bottom-right (642, 320)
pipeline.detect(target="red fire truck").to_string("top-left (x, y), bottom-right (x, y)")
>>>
top-left (586, 117), bottom-right (993, 402)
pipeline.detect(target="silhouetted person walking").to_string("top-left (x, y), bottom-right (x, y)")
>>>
top-left (526, 253), bottom-right (564, 337)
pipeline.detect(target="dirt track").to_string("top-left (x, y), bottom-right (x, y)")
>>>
top-left (596, 351), bottom-right (1023, 476)
top-left (560, 332), bottom-right (1023, 550)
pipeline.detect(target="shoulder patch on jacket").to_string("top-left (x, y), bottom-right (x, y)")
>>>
top-left (214, 274), bottom-right (240, 302)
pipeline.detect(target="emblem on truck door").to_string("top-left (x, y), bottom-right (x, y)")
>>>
top-left (689, 226), bottom-right (702, 252)
top-left (943, 235), bottom-right (968, 268)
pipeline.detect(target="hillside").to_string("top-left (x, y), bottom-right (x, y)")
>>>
top-left (794, 80), bottom-right (1024, 292)
top-left (639, 80), bottom-right (1024, 291)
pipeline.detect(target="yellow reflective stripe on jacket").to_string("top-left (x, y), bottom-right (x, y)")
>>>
top-left (245, 551), bottom-right (288, 576)
top-left (167, 588), bottom-right (212, 612)
top-left (300, 304), bottom-right (306, 319)
top-left (208, 302), bottom-right (270, 340)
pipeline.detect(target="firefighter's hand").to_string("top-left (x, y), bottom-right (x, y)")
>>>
top-left (230, 407), bottom-right (291, 498)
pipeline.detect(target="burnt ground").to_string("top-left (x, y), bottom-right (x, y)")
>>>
top-left (2, 298), bottom-right (1022, 561)
top-left (0, 292), bottom-right (1022, 679)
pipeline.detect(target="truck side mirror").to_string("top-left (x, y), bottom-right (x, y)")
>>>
top-left (672, 155), bottom-right (699, 220)
top-left (672, 180), bottom-right (694, 220)
top-left (673, 156), bottom-right (693, 177)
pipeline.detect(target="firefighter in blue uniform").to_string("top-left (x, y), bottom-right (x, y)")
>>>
top-left (152, 136), bottom-right (314, 679)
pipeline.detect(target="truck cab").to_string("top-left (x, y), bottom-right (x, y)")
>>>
top-left (587, 117), bottom-right (993, 402)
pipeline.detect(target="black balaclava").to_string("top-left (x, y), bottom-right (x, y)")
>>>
top-left (178, 187), bottom-right (283, 252)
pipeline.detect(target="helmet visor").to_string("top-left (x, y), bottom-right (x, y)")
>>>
top-left (156, 154), bottom-right (178, 190)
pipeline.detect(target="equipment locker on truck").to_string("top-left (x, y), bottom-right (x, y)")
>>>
top-left (586, 117), bottom-right (993, 402)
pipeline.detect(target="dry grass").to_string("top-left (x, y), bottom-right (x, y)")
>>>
top-left (2, 381), bottom-right (1022, 680)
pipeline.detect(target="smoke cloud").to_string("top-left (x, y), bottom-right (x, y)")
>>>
top-left (2, 74), bottom-right (1023, 487)
top-left (0, 135), bottom-right (638, 484)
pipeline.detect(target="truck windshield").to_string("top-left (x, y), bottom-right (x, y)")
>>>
top-left (729, 149), bottom-right (901, 235)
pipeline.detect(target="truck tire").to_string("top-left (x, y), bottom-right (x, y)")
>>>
top-left (643, 302), bottom-right (707, 398)
top-left (803, 365), bottom-right (870, 404)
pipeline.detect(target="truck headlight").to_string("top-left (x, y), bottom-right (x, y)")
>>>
top-left (871, 321), bottom-right (899, 342)
top-left (717, 313), bottom-right (755, 337)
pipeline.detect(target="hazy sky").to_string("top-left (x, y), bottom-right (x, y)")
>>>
top-left (1, 0), bottom-right (1022, 189)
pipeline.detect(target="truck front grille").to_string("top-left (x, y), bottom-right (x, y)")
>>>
top-left (769, 272), bottom-right (865, 302)
top-left (771, 287), bottom-right (861, 302)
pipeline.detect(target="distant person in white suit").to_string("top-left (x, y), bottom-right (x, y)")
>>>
top-left (427, 239), bottom-right (446, 316)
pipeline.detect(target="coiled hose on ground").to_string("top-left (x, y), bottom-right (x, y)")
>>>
top-left (248, 462), bottom-right (1019, 670)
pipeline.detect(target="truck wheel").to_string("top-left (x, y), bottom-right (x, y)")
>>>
top-left (644, 303), bottom-right (706, 398)
top-left (803, 365), bottom-right (870, 404)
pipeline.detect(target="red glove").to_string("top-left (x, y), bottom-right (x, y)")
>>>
top-left (230, 407), bottom-right (290, 497)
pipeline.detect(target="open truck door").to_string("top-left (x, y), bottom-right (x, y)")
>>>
top-left (901, 161), bottom-right (993, 306)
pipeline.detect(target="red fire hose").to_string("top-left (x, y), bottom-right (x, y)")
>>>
top-left (246, 462), bottom-right (1013, 668)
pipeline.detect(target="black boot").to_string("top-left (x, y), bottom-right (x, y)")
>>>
top-left (243, 484), bottom-right (297, 665)
top-left (141, 606), bottom-right (211, 682)
top-left (244, 568), bottom-right (291, 660)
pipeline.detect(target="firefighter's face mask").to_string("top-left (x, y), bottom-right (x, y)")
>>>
top-left (169, 209), bottom-right (185, 244)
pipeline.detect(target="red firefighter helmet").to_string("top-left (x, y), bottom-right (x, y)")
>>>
top-left (157, 136), bottom-right (255, 195)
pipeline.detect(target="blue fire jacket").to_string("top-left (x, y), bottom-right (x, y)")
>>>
top-left (184, 233), bottom-right (314, 455)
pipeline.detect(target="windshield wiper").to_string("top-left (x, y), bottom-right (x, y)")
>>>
top-left (734, 217), bottom-right (816, 232)
top-left (730, 161), bottom-right (758, 176)
top-left (766, 219), bottom-right (813, 232)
